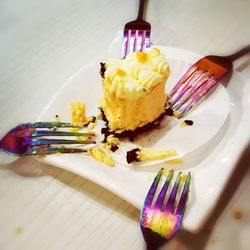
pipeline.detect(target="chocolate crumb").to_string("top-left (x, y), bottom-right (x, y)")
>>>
top-left (101, 127), bottom-right (112, 142)
top-left (100, 62), bottom-right (106, 78)
top-left (110, 144), bottom-right (119, 152)
top-left (165, 108), bottom-right (174, 116)
top-left (91, 116), bottom-right (97, 122)
top-left (126, 148), bottom-right (140, 163)
top-left (184, 120), bottom-right (193, 126)
top-left (82, 116), bottom-right (97, 128)
top-left (233, 210), bottom-right (243, 220)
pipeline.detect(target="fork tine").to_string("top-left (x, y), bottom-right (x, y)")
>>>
top-left (123, 28), bottom-right (150, 58)
top-left (133, 30), bottom-right (138, 53)
top-left (128, 30), bottom-right (136, 55)
top-left (175, 172), bottom-right (191, 216)
top-left (165, 172), bottom-right (182, 213)
top-left (178, 76), bottom-right (217, 118)
top-left (31, 138), bottom-right (95, 146)
top-left (169, 68), bottom-right (203, 108)
top-left (144, 168), bottom-right (164, 208)
top-left (138, 30), bottom-right (144, 52)
top-left (126, 29), bottom-right (131, 57)
top-left (122, 29), bottom-right (129, 58)
top-left (174, 72), bottom-right (212, 110)
top-left (169, 66), bottom-right (198, 99)
top-left (154, 170), bottom-right (173, 209)
top-left (31, 130), bottom-right (95, 138)
top-left (145, 29), bottom-right (150, 49)
top-left (26, 147), bottom-right (88, 156)
top-left (29, 122), bottom-right (83, 129)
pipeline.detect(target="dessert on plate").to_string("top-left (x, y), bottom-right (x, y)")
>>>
top-left (99, 48), bottom-right (170, 137)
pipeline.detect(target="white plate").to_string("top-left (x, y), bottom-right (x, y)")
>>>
top-left (36, 46), bottom-right (250, 232)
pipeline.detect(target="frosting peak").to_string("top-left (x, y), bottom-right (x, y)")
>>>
top-left (102, 48), bottom-right (170, 99)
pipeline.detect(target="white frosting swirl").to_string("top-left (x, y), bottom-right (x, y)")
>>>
top-left (103, 48), bottom-right (170, 99)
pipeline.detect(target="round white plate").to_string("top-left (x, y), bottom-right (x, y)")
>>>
top-left (37, 46), bottom-right (250, 232)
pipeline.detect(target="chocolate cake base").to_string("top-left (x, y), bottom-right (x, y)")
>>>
top-left (99, 108), bottom-right (165, 141)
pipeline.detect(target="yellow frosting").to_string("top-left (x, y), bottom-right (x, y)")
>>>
top-left (100, 48), bottom-right (170, 133)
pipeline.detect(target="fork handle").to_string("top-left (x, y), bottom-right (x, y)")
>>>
top-left (137, 0), bottom-right (146, 20)
top-left (226, 44), bottom-right (250, 62)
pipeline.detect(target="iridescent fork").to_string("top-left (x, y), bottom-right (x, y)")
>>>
top-left (122, 0), bottom-right (151, 58)
top-left (140, 169), bottom-right (191, 250)
top-left (169, 44), bottom-right (250, 118)
top-left (0, 122), bottom-right (95, 156)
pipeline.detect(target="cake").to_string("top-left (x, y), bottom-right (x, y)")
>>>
top-left (99, 48), bottom-right (170, 136)
top-left (126, 148), bottom-right (177, 164)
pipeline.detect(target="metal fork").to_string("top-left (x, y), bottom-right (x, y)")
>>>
top-left (0, 122), bottom-right (95, 156)
top-left (169, 44), bottom-right (250, 118)
top-left (122, 0), bottom-right (151, 58)
top-left (140, 169), bottom-right (191, 250)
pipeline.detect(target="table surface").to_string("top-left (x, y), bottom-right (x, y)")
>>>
top-left (0, 0), bottom-right (249, 249)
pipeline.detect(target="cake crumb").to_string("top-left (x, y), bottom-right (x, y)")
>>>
top-left (126, 148), bottom-right (140, 163)
top-left (87, 122), bottom-right (96, 130)
top-left (165, 108), bottom-right (174, 116)
top-left (233, 209), bottom-right (243, 220)
top-left (54, 114), bottom-right (61, 123)
top-left (89, 147), bottom-right (115, 167)
top-left (71, 101), bottom-right (88, 125)
top-left (180, 120), bottom-right (193, 127)
top-left (165, 158), bottom-right (183, 164)
top-left (103, 135), bottom-right (120, 152)
top-left (126, 148), bottom-right (177, 164)
top-left (16, 227), bottom-right (23, 235)
top-left (100, 62), bottom-right (106, 78)
top-left (85, 116), bottom-right (97, 130)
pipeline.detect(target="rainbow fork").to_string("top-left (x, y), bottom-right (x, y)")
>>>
top-left (122, 0), bottom-right (151, 58)
top-left (168, 44), bottom-right (250, 118)
top-left (0, 122), bottom-right (95, 156)
top-left (140, 169), bottom-right (191, 250)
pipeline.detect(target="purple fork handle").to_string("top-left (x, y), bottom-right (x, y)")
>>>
top-left (137, 0), bottom-right (146, 20)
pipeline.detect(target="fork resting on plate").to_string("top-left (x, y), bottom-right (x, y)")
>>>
top-left (169, 44), bottom-right (250, 118)
top-left (0, 122), bottom-right (95, 156)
